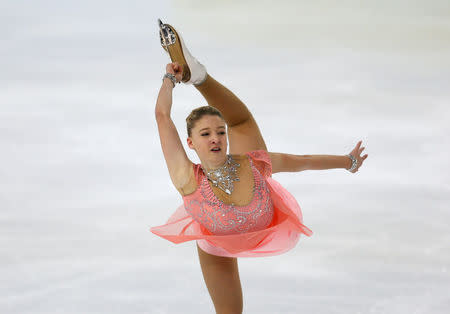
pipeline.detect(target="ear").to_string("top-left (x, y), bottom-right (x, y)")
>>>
top-left (187, 137), bottom-right (195, 150)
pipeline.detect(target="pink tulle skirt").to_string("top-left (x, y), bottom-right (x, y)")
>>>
top-left (150, 178), bottom-right (313, 257)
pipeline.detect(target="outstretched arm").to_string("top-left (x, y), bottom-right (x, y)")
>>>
top-left (155, 63), bottom-right (194, 191)
top-left (269, 140), bottom-right (368, 174)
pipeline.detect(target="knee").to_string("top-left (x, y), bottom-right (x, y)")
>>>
top-left (228, 115), bottom-right (258, 130)
top-left (227, 117), bottom-right (250, 128)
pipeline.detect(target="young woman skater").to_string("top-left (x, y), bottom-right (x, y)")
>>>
top-left (151, 20), bottom-right (368, 314)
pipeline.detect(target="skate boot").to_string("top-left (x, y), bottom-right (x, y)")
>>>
top-left (158, 19), bottom-right (207, 85)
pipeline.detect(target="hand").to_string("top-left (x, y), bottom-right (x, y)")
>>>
top-left (348, 140), bottom-right (368, 173)
top-left (165, 62), bottom-right (183, 83)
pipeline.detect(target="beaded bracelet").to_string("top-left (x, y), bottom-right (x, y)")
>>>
top-left (347, 154), bottom-right (358, 172)
top-left (162, 73), bottom-right (177, 87)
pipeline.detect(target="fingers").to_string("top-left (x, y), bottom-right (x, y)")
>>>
top-left (351, 140), bottom-right (362, 155)
top-left (347, 141), bottom-right (367, 174)
top-left (356, 140), bottom-right (362, 149)
top-left (169, 62), bottom-right (182, 69)
top-left (165, 63), bottom-right (183, 84)
top-left (165, 63), bottom-right (175, 74)
top-left (354, 154), bottom-right (368, 172)
top-left (353, 141), bottom-right (366, 157)
top-left (166, 62), bottom-right (179, 70)
top-left (171, 62), bottom-right (181, 73)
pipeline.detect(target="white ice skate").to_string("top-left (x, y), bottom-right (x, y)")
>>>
top-left (158, 19), bottom-right (207, 85)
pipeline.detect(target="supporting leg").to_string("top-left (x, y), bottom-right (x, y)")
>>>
top-left (197, 243), bottom-right (244, 314)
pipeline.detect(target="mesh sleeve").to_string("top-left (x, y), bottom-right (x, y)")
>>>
top-left (246, 150), bottom-right (272, 178)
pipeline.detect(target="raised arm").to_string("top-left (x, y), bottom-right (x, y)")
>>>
top-left (269, 140), bottom-right (368, 174)
top-left (155, 63), bottom-right (194, 193)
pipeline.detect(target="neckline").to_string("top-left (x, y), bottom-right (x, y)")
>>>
top-left (202, 155), bottom-right (258, 208)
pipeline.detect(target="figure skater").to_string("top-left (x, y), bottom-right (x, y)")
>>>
top-left (151, 19), bottom-right (368, 314)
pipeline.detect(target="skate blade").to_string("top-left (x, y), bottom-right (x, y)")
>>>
top-left (157, 19), bottom-right (191, 82)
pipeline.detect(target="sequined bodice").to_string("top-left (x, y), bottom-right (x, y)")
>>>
top-left (182, 155), bottom-right (274, 235)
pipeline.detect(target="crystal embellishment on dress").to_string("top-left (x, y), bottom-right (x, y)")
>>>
top-left (202, 155), bottom-right (240, 195)
top-left (183, 154), bottom-right (274, 235)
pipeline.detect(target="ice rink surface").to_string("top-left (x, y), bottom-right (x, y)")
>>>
top-left (1, 1), bottom-right (449, 313)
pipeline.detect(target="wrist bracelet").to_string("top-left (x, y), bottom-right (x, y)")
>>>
top-left (347, 154), bottom-right (357, 172)
top-left (163, 73), bottom-right (177, 87)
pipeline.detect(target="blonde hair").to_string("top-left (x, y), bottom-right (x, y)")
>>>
top-left (186, 106), bottom-right (225, 136)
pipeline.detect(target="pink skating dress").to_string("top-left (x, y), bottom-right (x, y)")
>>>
top-left (150, 150), bottom-right (313, 257)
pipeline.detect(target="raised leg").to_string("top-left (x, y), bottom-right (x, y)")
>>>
top-left (195, 75), bottom-right (267, 155)
top-left (197, 243), bottom-right (244, 314)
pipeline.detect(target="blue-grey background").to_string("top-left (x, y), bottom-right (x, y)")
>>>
top-left (1, 0), bottom-right (449, 313)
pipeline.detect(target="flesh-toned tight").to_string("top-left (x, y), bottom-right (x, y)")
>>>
top-left (194, 75), bottom-right (267, 314)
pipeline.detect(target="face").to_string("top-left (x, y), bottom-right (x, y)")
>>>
top-left (187, 115), bottom-right (228, 169)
